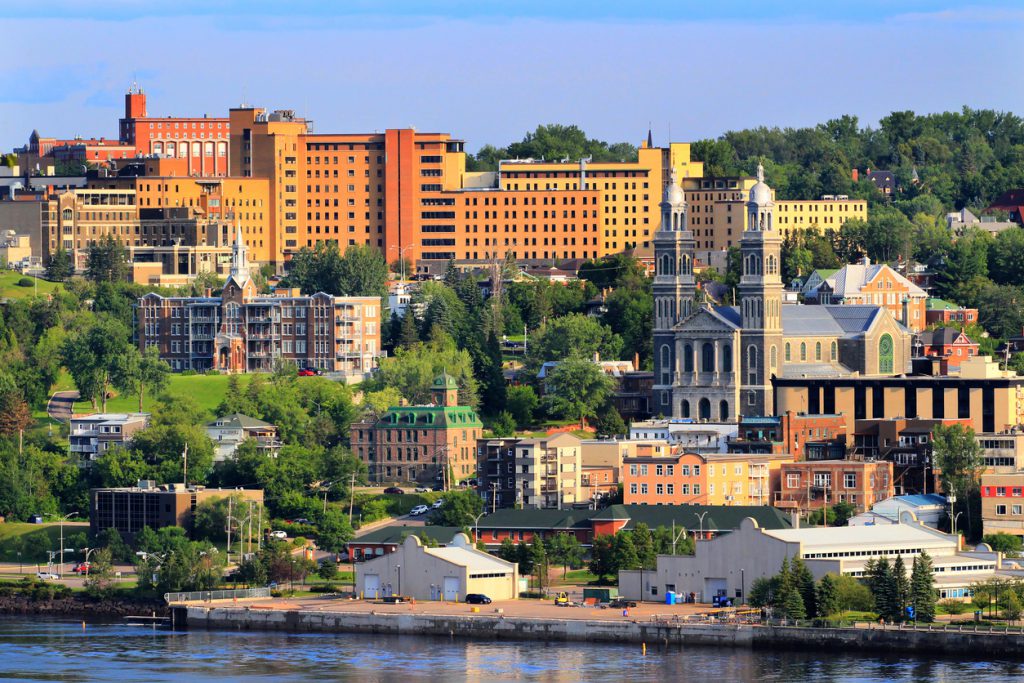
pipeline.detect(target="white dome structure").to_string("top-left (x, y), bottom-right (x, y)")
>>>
top-left (748, 162), bottom-right (773, 206)
top-left (663, 167), bottom-right (685, 206)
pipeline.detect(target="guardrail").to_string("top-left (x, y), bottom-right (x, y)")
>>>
top-left (164, 587), bottom-right (271, 604)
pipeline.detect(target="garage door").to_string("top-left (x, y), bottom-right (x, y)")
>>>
top-left (443, 576), bottom-right (460, 602)
top-left (364, 574), bottom-right (380, 599)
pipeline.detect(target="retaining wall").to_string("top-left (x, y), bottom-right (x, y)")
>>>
top-left (180, 605), bottom-right (1024, 659)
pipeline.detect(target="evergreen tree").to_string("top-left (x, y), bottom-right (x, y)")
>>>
top-left (910, 551), bottom-right (937, 622)
top-left (478, 331), bottom-right (507, 416)
top-left (867, 557), bottom-right (897, 622)
top-left (515, 541), bottom-right (534, 577)
top-left (587, 535), bottom-right (616, 582)
top-left (398, 310), bottom-right (420, 348)
top-left (529, 535), bottom-right (548, 589)
top-left (791, 556), bottom-right (817, 617)
top-left (892, 556), bottom-right (911, 622)
top-left (45, 248), bottom-right (74, 281)
top-left (781, 585), bottom-right (807, 620)
top-left (816, 574), bottom-right (841, 619)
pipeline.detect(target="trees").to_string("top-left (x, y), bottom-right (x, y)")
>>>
top-left (543, 357), bottom-right (616, 429)
top-left (610, 532), bottom-right (639, 572)
top-left (285, 242), bottom-right (388, 298)
top-left (527, 314), bottom-right (623, 369)
top-left (434, 489), bottom-right (484, 528)
top-left (61, 317), bottom-right (132, 412)
top-left (910, 551), bottom-right (936, 622)
top-left (83, 547), bottom-right (116, 598)
top-left (0, 387), bottom-right (32, 437)
top-left (588, 535), bottom-right (616, 583)
top-left (489, 411), bottom-right (516, 437)
top-left (865, 557), bottom-right (900, 622)
top-left (45, 248), bottom-right (74, 281)
top-left (982, 533), bottom-right (1023, 556)
top-left (85, 238), bottom-right (129, 283)
top-left (932, 423), bottom-right (985, 540)
top-left (546, 533), bottom-right (583, 578)
top-left (791, 556), bottom-right (817, 618)
top-left (863, 207), bottom-right (915, 263)
top-left (113, 345), bottom-right (170, 413)
top-left (816, 574), bottom-right (841, 619)
top-left (315, 508), bottom-right (354, 554)
top-left (631, 523), bottom-right (656, 570)
top-left (505, 385), bottom-right (539, 429)
top-left (369, 335), bottom-right (479, 408)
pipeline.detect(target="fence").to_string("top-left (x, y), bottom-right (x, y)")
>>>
top-left (164, 587), bottom-right (272, 604)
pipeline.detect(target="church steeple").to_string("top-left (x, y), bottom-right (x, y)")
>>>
top-left (652, 166), bottom-right (694, 412)
top-left (738, 162), bottom-right (783, 416)
top-left (228, 223), bottom-right (250, 286)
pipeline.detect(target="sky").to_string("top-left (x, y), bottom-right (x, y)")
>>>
top-left (2, 1), bottom-right (1023, 153)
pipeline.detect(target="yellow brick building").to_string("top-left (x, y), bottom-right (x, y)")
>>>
top-left (498, 142), bottom-right (703, 254)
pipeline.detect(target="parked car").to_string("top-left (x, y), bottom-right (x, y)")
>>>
top-left (383, 487), bottom-right (404, 495)
top-left (297, 368), bottom-right (316, 377)
top-left (414, 486), bottom-right (430, 493)
top-left (292, 518), bottom-right (312, 525)
top-left (432, 484), bottom-right (444, 492)
top-left (409, 505), bottom-right (430, 516)
top-left (432, 499), bottom-right (444, 509)
top-left (465, 594), bottom-right (492, 605)
top-left (268, 530), bottom-right (288, 540)
top-left (71, 562), bottom-right (90, 575)
top-left (36, 571), bottom-right (59, 580)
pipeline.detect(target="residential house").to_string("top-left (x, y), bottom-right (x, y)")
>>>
top-left (803, 257), bottom-right (927, 331)
top-left (69, 412), bottom-right (150, 465)
top-left (917, 327), bottom-right (978, 374)
top-left (204, 413), bottom-right (280, 462)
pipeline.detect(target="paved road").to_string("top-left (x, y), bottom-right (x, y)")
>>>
top-left (46, 390), bottom-right (79, 422)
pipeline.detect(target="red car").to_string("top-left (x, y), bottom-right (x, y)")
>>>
top-left (71, 562), bottom-right (90, 575)
top-left (297, 369), bottom-right (316, 377)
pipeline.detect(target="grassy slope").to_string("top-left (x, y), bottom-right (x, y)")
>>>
top-left (0, 273), bottom-right (62, 300)
top-left (72, 373), bottom-right (254, 418)
top-left (0, 523), bottom-right (90, 564)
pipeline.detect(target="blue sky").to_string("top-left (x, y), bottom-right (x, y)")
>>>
top-left (2, 2), bottom-right (1023, 152)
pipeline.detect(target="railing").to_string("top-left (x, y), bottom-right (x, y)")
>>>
top-left (164, 587), bottom-right (271, 604)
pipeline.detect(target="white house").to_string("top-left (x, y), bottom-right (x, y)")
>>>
top-left (204, 413), bottom-right (280, 462)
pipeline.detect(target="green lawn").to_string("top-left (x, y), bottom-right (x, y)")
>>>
top-left (556, 569), bottom-right (600, 585)
top-left (0, 523), bottom-right (89, 564)
top-left (0, 272), bottom-right (62, 301)
top-left (72, 373), bottom-right (254, 418)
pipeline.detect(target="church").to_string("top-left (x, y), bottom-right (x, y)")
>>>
top-left (652, 165), bottom-right (912, 420)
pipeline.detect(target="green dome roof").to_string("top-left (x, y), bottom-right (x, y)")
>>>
top-left (433, 373), bottom-right (458, 389)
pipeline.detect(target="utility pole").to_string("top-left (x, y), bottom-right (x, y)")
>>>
top-left (226, 497), bottom-right (233, 558)
top-left (348, 472), bottom-right (356, 524)
top-left (257, 502), bottom-right (263, 550)
top-left (248, 500), bottom-right (255, 555)
top-left (182, 442), bottom-right (189, 488)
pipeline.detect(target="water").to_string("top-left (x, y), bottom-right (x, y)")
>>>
top-left (0, 618), bottom-right (1021, 682)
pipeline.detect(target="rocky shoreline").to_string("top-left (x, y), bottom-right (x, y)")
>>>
top-left (0, 594), bottom-right (167, 619)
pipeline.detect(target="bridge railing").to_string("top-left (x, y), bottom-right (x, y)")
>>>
top-left (164, 587), bottom-right (271, 604)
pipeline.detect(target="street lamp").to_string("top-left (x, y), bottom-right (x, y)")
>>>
top-left (953, 512), bottom-right (964, 539)
top-left (58, 512), bottom-right (77, 579)
top-left (472, 512), bottom-right (486, 546)
top-left (740, 568), bottom-right (745, 605)
top-left (395, 564), bottom-right (402, 598)
top-left (696, 511), bottom-right (709, 541)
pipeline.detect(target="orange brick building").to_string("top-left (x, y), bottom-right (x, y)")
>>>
top-left (229, 106), bottom-right (605, 269)
top-left (774, 460), bottom-right (894, 513)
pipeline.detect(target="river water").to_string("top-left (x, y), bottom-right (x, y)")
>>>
top-left (0, 618), bottom-right (1021, 682)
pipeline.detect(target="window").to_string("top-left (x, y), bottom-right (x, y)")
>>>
top-left (640, 464), bottom-right (648, 476)
top-left (656, 484), bottom-right (664, 495)
top-left (844, 473), bottom-right (856, 489)
top-left (629, 484), bottom-right (637, 495)
top-left (693, 484), bottom-right (701, 495)
top-left (879, 334), bottom-right (894, 374)
top-left (640, 484), bottom-right (648, 495)
top-left (800, 342), bottom-right (807, 361)
top-left (667, 484), bottom-right (674, 495)
top-left (997, 505), bottom-right (1007, 515)
top-left (831, 341), bottom-right (838, 361)
top-left (814, 472), bottom-right (832, 488)
top-left (656, 465), bottom-right (664, 476)
top-left (785, 342), bottom-right (791, 361)
top-left (684, 344), bottom-right (693, 372)
top-left (666, 465), bottom-right (674, 476)
top-left (786, 473), bottom-right (801, 488)
top-left (815, 342), bottom-right (822, 361)
top-left (1013, 505), bottom-right (1023, 515)
top-left (702, 342), bottom-right (714, 373)
top-left (629, 465), bottom-right (637, 476)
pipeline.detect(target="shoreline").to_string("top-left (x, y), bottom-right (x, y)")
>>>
top-left (177, 601), bottom-right (1024, 660)
top-left (0, 595), bottom-right (167, 620)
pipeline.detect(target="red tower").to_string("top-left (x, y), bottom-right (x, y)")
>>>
top-left (120, 82), bottom-right (147, 145)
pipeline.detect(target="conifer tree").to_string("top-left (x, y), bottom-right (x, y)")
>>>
top-left (781, 585), bottom-right (807, 620)
top-left (893, 556), bottom-right (911, 622)
top-left (791, 556), bottom-right (818, 617)
top-left (910, 552), bottom-right (937, 622)
top-left (816, 574), bottom-right (841, 619)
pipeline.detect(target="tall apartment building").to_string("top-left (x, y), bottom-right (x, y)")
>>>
top-left (351, 374), bottom-right (482, 485)
top-left (136, 231), bottom-right (380, 374)
top-left (477, 434), bottom-right (583, 509)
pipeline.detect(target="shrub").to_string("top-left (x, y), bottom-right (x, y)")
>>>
top-left (310, 583), bottom-right (337, 593)
top-left (180, 369), bottom-right (198, 376)
top-left (16, 277), bottom-right (33, 287)
top-left (939, 599), bottom-right (970, 615)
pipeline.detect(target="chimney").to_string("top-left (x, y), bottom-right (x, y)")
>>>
top-left (861, 256), bottom-right (871, 266)
top-left (633, 352), bottom-right (639, 371)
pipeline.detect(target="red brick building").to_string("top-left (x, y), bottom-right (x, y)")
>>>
top-left (918, 327), bottom-right (978, 374)
top-left (774, 460), bottom-right (894, 513)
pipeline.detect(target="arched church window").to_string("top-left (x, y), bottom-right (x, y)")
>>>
top-left (800, 342), bottom-right (807, 361)
top-left (831, 341), bottom-right (838, 361)
top-left (660, 344), bottom-right (671, 384)
top-left (702, 343), bottom-right (714, 373)
top-left (681, 400), bottom-right (690, 418)
top-left (722, 344), bottom-right (732, 373)
top-left (815, 342), bottom-right (822, 361)
top-left (698, 398), bottom-right (711, 421)
top-left (770, 345), bottom-right (777, 369)
top-left (785, 343), bottom-right (791, 361)
top-left (684, 344), bottom-right (693, 373)
top-left (747, 346), bottom-right (758, 385)
top-left (879, 334), bottom-right (894, 374)
top-left (719, 400), bottom-right (729, 421)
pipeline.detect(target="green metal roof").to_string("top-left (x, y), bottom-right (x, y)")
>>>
top-left (433, 373), bottom-right (459, 389)
top-left (926, 298), bottom-right (956, 311)
top-left (591, 504), bottom-right (792, 532)
top-left (349, 525), bottom-right (462, 545)
top-left (376, 405), bottom-right (482, 429)
top-left (475, 508), bottom-right (597, 530)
